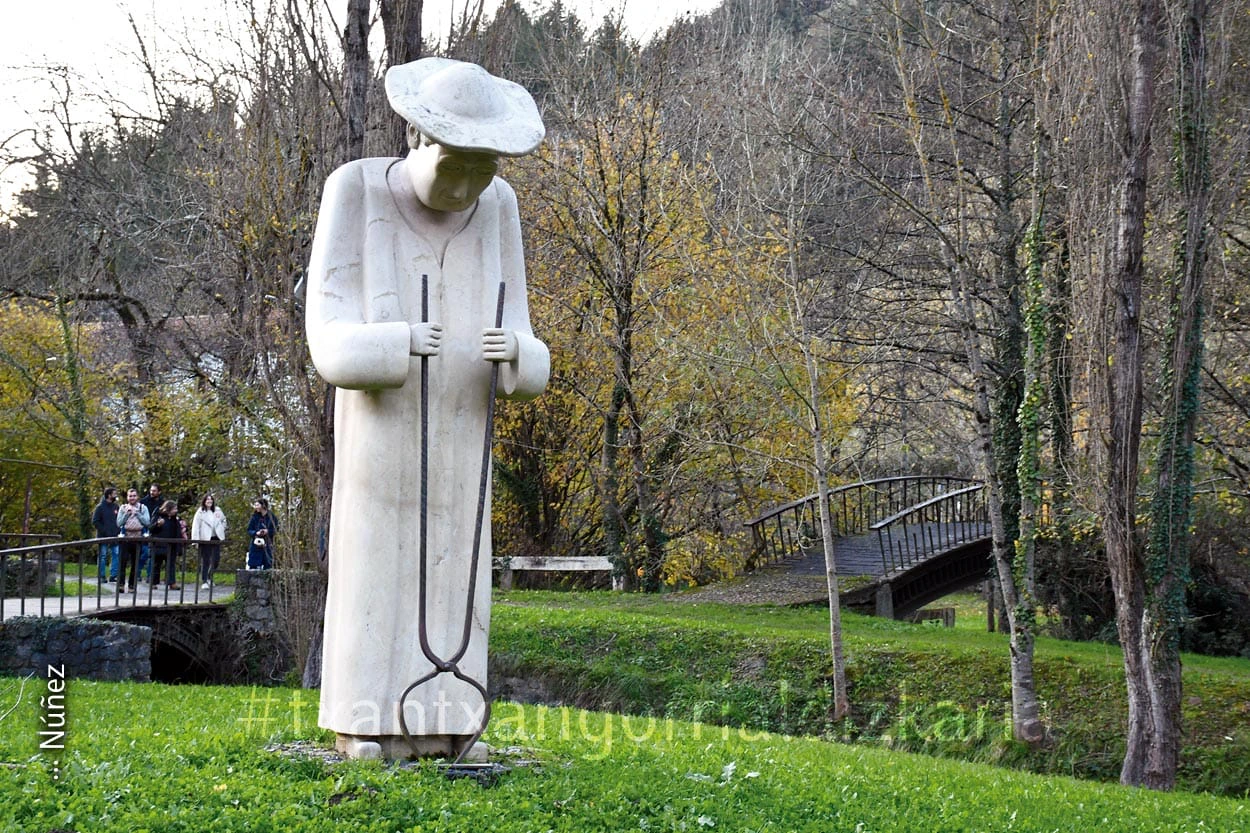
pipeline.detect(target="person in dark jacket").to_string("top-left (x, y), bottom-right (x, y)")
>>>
top-left (148, 499), bottom-right (185, 590)
top-left (91, 487), bottom-right (121, 581)
top-left (139, 483), bottom-right (162, 582)
top-left (246, 498), bottom-right (278, 570)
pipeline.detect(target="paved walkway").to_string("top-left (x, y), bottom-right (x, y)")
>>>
top-left (2, 577), bottom-right (233, 621)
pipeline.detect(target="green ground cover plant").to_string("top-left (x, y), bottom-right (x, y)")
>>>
top-left (490, 591), bottom-right (1250, 795)
top-left (0, 677), bottom-right (1244, 832)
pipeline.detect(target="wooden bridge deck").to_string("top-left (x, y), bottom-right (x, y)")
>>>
top-left (786, 534), bottom-right (886, 577)
top-left (786, 522), bottom-right (992, 579)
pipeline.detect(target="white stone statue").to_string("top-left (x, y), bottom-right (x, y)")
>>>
top-left (306, 58), bottom-right (549, 761)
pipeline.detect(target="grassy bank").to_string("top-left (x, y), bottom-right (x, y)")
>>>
top-left (0, 678), bottom-right (1244, 832)
top-left (490, 591), bottom-right (1250, 796)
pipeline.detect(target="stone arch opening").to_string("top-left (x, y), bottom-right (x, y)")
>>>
top-left (150, 634), bottom-right (215, 684)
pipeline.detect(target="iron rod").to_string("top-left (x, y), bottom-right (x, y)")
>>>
top-left (400, 277), bottom-right (504, 764)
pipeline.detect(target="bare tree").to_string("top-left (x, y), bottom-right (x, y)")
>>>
top-left (843, 0), bottom-right (1047, 743)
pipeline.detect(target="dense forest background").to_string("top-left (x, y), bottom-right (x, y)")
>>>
top-left (1, 0), bottom-right (1247, 665)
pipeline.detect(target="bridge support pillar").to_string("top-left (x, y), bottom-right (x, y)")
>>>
top-left (875, 582), bottom-right (895, 619)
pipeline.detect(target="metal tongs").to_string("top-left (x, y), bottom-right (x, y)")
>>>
top-left (398, 275), bottom-right (505, 765)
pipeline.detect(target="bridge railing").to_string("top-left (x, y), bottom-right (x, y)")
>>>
top-left (1, 536), bottom-right (233, 621)
top-left (743, 476), bottom-right (982, 569)
top-left (870, 484), bottom-right (990, 575)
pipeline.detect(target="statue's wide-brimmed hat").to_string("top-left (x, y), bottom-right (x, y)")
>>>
top-left (385, 58), bottom-right (545, 157)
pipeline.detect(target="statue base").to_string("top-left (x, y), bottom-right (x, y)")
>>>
top-left (335, 733), bottom-right (489, 762)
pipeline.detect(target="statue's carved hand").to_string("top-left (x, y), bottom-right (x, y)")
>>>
top-left (410, 322), bottom-right (444, 356)
top-left (482, 328), bottom-right (518, 362)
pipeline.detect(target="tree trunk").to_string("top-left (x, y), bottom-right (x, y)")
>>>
top-left (1046, 232), bottom-right (1080, 637)
top-left (303, 383), bottom-right (336, 688)
top-left (627, 408), bottom-right (665, 592)
top-left (1140, 0), bottom-right (1211, 790)
top-left (381, 0), bottom-right (424, 156)
top-left (950, 248), bottom-right (1042, 742)
top-left (343, 0), bottom-right (371, 163)
top-left (602, 379), bottom-right (628, 587)
top-left (805, 342), bottom-right (849, 721)
top-left (55, 296), bottom-right (92, 538)
top-left (1009, 147), bottom-right (1048, 746)
top-left (1092, 0), bottom-right (1162, 788)
top-left (888, 3), bottom-right (1043, 741)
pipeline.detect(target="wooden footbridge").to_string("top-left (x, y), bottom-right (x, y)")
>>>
top-left (744, 476), bottom-right (993, 618)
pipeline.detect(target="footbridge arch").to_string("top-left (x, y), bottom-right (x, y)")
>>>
top-left (745, 476), bottom-right (993, 619)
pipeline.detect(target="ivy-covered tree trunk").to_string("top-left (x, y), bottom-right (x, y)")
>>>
top-left (886, 0), bottom-right (1045, 743)
top-left (1010, 183), bottom-right (1047, 746)
top-left (987, 1), bottom-right (1043, 743)
top-left (1140, 0), bottom-right (1211, 790)
top-left (1045, 231), bottom-right (1081, 637)
top-left (949, 241), bottom-right (1042, 744)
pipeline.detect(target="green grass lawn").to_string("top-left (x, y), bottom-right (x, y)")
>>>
top-left (497, 589), bottom-right (1248, 677)
top-left (1, 588), bottom-right (1245, 830)
top-left (490, 590), bottom-right (1250, 795)
top-left (0, 678), bottom-right (1244, 833)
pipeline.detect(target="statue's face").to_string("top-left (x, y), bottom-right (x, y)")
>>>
top-left (408, 139), bottom-right (499, 212)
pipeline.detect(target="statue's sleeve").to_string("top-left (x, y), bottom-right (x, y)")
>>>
top-left (305, 163), bottom-right (411, 390)
top-left (495, 180), bottom-right (550, 401)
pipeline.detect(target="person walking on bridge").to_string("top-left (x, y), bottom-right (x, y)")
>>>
top-left (149, 500), bottom-right (185, 590)
top-left (192, 493), bottom-right (227, 589)
top-left (115, 489), bottom-right (150, 593)
top-left (246, 498), bottom-right (277, 570)
top-left (139, 484), bottom-right (162, 583)
top-left (91, 487), bottom-right (120, 582)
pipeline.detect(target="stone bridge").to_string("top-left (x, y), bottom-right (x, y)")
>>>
top-left (0, 550), bottom-right (313, 685)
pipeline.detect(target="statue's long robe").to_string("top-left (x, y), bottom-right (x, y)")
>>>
top-left (306, 157), bottom-right (548, 739)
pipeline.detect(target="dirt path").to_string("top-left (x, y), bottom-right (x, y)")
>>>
top-left (670, 566), bottom-right (832, 606)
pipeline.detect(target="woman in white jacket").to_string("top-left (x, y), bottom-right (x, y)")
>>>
top-left (191, 494), bottom-right (228, 589)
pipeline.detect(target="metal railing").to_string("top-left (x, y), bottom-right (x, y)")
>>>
top-left (1, 536), bottom-right (233, 621)
top-left (870, 484), bottom-right (990, 575)
top-left (743, 476), bottom-right (982, 569)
